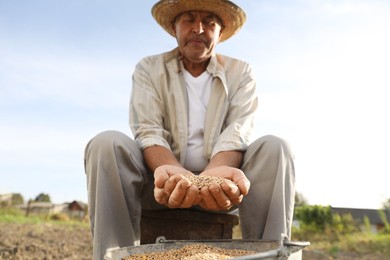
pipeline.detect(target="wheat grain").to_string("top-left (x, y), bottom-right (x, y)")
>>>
top-left (186, 175), bottom-right (230, 189)
top-left (122, 244), bottom-right (256, 260)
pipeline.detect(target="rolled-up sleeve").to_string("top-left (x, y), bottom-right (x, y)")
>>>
top-left (129, 58), bottom-right (172, 151)
top-left (211, 62), bottom-right (258, 157)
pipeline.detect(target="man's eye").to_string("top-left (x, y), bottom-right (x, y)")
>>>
top-left (183, 18), bottom-right (194, 23)
top-left (180, 14), bottom-right (194, 22)
top-left (203, 18), bottom-right (218, 26)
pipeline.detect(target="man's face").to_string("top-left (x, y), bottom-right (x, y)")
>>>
top-left (173, 11), bottom-right (223, 63)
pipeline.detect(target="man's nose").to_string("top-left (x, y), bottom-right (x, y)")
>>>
top-left (192, 20), bottom-right (204, 34)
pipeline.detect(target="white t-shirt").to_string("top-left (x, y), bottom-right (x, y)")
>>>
top-left (182, 69), bottom-right (212, 172)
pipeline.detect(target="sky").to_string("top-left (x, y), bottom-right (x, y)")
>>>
top-left (1, 0), bottom-right (389, 209)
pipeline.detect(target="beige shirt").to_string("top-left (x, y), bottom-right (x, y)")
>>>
top-left (129, 48), bottom-right (258, 165)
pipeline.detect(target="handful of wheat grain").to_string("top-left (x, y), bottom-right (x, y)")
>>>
top-left (185, 175), bottom-right (233, 189)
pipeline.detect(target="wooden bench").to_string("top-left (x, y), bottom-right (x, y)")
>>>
top-left (140, 209), bottom-right (239, 244)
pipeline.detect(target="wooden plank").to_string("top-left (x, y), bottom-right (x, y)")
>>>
top-left (140, 209), bottom-right (239, 244)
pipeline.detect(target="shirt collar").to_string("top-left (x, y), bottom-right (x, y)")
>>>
top-left (166, 48), bottom-right (229, 94)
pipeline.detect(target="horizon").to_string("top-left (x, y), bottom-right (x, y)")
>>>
top-left (2, 191), bottom-right (388, 211)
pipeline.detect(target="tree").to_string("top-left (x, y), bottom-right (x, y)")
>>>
top-left (294, 205), bottom-right (332, 232)
top-left (34, 193), bottom-right (51, 203)
top-left (12, 193), bottom-right (24, 205)
top-left (377, 210), bottom-right (390, 234)
top-left (295, 191), bottom-right (308, 207)
top-left (382, 198), bottom-right (390, 212)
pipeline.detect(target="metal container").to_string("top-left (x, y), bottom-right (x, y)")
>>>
top-left (105, 236), bottom-right (310, 260)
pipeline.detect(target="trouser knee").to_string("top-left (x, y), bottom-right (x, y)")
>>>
top-left (85, 130), bottom-right (131, 152)
top-left (248, 135), bottom-right (293, 160)
top-left (242, 135), bottom-right (295, 183)
top-left (84, 130), bottom-right (138, 176)
top-left (253, 135), bottom-right (291, 154)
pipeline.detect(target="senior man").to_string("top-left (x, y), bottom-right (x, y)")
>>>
top-left (84, 0), bottom-right (295, 259)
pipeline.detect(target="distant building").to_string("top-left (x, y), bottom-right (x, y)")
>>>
top-left (63, 200), bottom-right (88, 219)
top-left (15, 201), bottom-right (66, 215)
top-left (25, 201), bottom-right (57, 215)
top-left (0, 193), bottom-right (24, 207)
top-left (16, 200), bottom-right (87, 219)
top-left (0, 193), bottom-right (13, 207)
top-left (331, 206), bottom-right (390, 233)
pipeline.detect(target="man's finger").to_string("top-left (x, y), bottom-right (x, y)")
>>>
top-left (234, 177), bottom-right (251, 196)
top-left (221, 182), bottom-right (240, 200)
top-left (168, 178), bottom-right (191, 208)
top-left (209, 183), bottom-right (232, 210)
top-left (154, 169), bottom-right (170, 189)
top-left (221, 182), bottom-right (244, 205)
top-left (181, 185), bottom-right (200, 208)
top-left (200, 186), bottom-right (218, 210)
top-left (154, 188), bottom-right (169, 206)
top-left (163, 174), bottom-right (184, 195)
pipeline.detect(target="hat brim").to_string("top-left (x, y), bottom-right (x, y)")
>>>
top-left (151, 0), bottom-right (246, 42)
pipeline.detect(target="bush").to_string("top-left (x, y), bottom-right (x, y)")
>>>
top-left (49, 213), bottom-right (70, 222)
top-left (0, 207), bottom-right (24, 217)
top-left (332, 213), bottom-right (360, 235)
top-left (293, 205), bottom-right (361, 243)
top-left (378, 210), bottom-right (390, 234)
top-left (294, 205), bottom-right (332, 232)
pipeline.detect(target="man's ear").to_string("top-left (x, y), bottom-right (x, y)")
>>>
top-left (171, 23), bottom-right (177, 36)
top-left (218, 30), bottom-right (223, 43)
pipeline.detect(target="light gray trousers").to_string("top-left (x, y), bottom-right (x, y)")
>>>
top-left (84, 130), bottom-right (295, 260)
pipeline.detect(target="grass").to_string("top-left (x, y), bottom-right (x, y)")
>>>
top-left (0, 207), bottom-right (42, 223)
top-left (342, 233), bottom-right (390, 255)
top-left (292, 227), bottom-right (390, 257)
top-left (234, 223), bottom-right (390, 257)
top-left (0, 207), bottom-right (89, 228)
top-left (235, 223), bottom-right (390, 257)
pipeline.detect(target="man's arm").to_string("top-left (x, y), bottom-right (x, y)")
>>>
top-left (143, 145), bottom-right (182, 172)
top-left (204, 150), bottom-right (243, 170)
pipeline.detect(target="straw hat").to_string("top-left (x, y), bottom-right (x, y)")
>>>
top-left (151, 0), bottom-right (246, 42)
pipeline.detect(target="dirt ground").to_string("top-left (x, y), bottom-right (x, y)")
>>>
top-left (0, 222), bottom-right (387, 260)
top-left (0, 222), bottom-right (92, 260)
